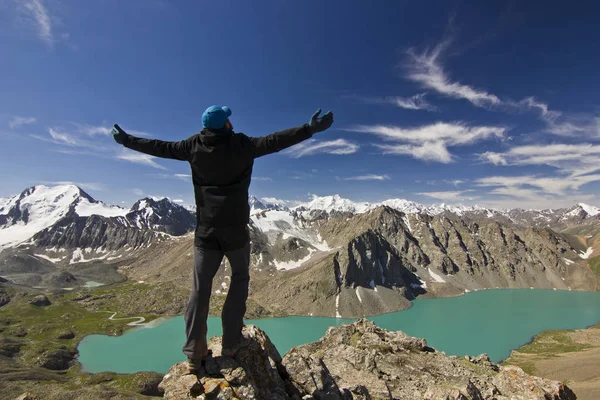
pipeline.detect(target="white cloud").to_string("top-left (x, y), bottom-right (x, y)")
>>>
top-left (406, 40), bottom-right (599, 138)
top-left (74, 123), bottom-right (153, 138)
top-left (43, 181), bottom-right (106, 191)
top-left (406, 40), bottom-right (501, 108)
top-left (76, 124), bottom-right (112, 136)
top-left (48, 128), bottom-right (77, 145)
top-left (285, 139), bottom-right (359, 158)
top-left (345, 93), bottom-right (435, 111)
top-left (347, 122), bottom-right (505, 163)
top-left (479, 151), bottom-right (507, 166)
top-left (343, 174), bottom-right (390, 181)
top-left (174, 173), bottom-right (191, 181)
top-left (117, 150), bottom-right (167, 170)
top-left (21, 0), bottom-right (54, 45)
top-left (172, 199), bottom-right (184, 203)
top-left (253, 176), bottom-right (272, 181)
top-left (418, 190), bottom-right (477, 201)
top-left (132, 188), bottom-right (144, 196)
top-left (8, 116), bottom-right (36, 129)
top-left (479, 144), bottom-right (600, 175)
top-left (443, 179), bottom-right (465, 187)
top-left (476, 174), bottom-right (600, 196)
top-left (376, 141), bottom-right (453, 163)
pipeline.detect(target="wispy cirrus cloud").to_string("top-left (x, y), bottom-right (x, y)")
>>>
top-left (8, 116), bottom-right (36, 129)
top-left (285, 139), bottom-right (359, 158)
top-left (73, 123), bottom-right (152, 138)
top-left (174, 173), bottom-right (191, 181)
top-left (406, 40), bottom-right (501, 108)
top-left (347, 122), bottom-right (505, 163)
top-left (117, 150), bottom-right (167, 170)
top-left (344, 93), bottom-right (436, 111)
top-left (253, 176), bottom-right (273, 181)
top-left (19, 0), bottom-right (54, 46)
top-left (405, 40), bottom-right (599, 138)
top-left (418, 190), bottom-right (478, 201)
top-left (479, 143), bottom-right (600, 176)
top-left (30, 123), bottom-right (163, 168)
top-left (48, 128), bottom-right (77, 145)
top-left (343, 174), bottom-right (390, 181)
top-left (476, 174), bottom-right (600, 196)
top-left (443, 179), bottom-right (465, 187)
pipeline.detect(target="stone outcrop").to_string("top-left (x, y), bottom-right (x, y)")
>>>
top-left (159, 320), bottom-right (576, 399)
top-left (28, 295), bottom-right (51, 307)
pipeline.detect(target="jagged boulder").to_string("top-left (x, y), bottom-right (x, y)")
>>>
top-left (159, 325), bottom-right (310, 399)
top-left (0, 286), bottom-right (11, 307)
top-left (35, 347), bottom-right (76, 370)
top-left (125, 371), bottom-right (165, 397)
top-left (283, 319), bottom-right (576, 400)
top-left (160, 320), bottom-right (577, 400)
top-left (28, 295), bottom-right (51, 306)
top-left (57, 330), bottom-right (75, 340)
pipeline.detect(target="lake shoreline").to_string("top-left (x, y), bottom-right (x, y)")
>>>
top-left (76, 288), bottom-right (600, 374)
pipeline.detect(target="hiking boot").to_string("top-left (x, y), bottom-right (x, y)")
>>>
top-left (184, 349), bottom-right (213, 374)
top-left (221, 336), bottom-right (251, 357)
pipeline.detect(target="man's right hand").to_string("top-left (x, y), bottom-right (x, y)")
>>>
top-left (112, 124), bottom-right (128, 145)
top-left (308, 109), bottom-right (334, 134)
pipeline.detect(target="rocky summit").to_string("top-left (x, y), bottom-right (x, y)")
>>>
top-left (159, 319), bottom-right (576, 400)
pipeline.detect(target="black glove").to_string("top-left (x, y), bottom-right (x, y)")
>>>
top-left (308, 109), bottom-right (334, 134)
top-left (112, 124), bottom-right (128, 145)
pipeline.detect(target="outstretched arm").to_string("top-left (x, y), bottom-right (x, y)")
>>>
top-left (250, 109), bottom-right (334, 159)
top-left (112, 124), bottom-right (192, 161)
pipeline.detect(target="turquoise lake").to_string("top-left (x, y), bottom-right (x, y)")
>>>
top-left (77, 289), bottom-right (600, 374)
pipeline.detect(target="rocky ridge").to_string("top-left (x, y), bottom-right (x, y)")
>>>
top-left (160, 319), bottom-right (576, 399)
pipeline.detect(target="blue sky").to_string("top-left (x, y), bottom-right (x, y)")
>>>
top-left (1, 1), bottom-right (600, 209)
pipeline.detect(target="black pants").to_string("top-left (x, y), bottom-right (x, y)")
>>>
top-left (182, 226), bottom-right (250, 359)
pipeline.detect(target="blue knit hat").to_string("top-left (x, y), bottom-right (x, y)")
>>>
top-left (202, 105), bottom-right (232, 129)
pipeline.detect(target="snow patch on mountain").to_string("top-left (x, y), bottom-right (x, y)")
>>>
top-left (296, 194), bottom-right (372, 214)
top-left (251, 210), bottom-right (330, 251)
top-left (249, 196), bottom-right (288, 213)
top-left (562, 258), bottom-right (575, 265)
top-left (34, 253), bottom-right (64, 263)
top-left (428, 268), bottom-right (446, 283)
top-left (273, 248), bottom-right (316, 270)
top-left (75, 200), bottom-right (129, 217)
top-left (579, 247), bottom-right (593, 259)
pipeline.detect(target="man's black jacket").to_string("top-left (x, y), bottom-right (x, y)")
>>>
top-left (122, 124), bottom-right (313, 237)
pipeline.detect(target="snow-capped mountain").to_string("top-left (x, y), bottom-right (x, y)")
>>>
top-left (126, 197), bottom-right (196, 235)
top-left (1, 185), bottom-right (599, 254)
top-left (0, 185), bottom-right (194, 251)
top-left (1, 185), bottom-right (597, 317)
top-left (249, 196), bottom-right (289, 214)
top-left (288, 194), bottom-right (600, 228)
top-left (0, 185), bottom-right (128, 250)
top-left (294, 194), bottom-right (372, 214)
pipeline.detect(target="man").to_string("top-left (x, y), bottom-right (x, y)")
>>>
top-left (112, 106), bottom-right (334, 372)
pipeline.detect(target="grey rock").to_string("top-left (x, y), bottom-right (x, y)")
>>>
top-left (0, 286), bottom-right (11, 307)
top-left (125, 371), bottom-right (165, 397)
top-left (29, 295), bottom-right (51, 307)
top-left (12, 393), bottom-right (40, 400)
top-left (57, 330), bottom-right (75, 340)
top-left (160, 320), bottom-right (575, 400)
top-left (35, 348), bottom-right (76, 370)
top-left (0, 337), bottom-right (24, 357)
